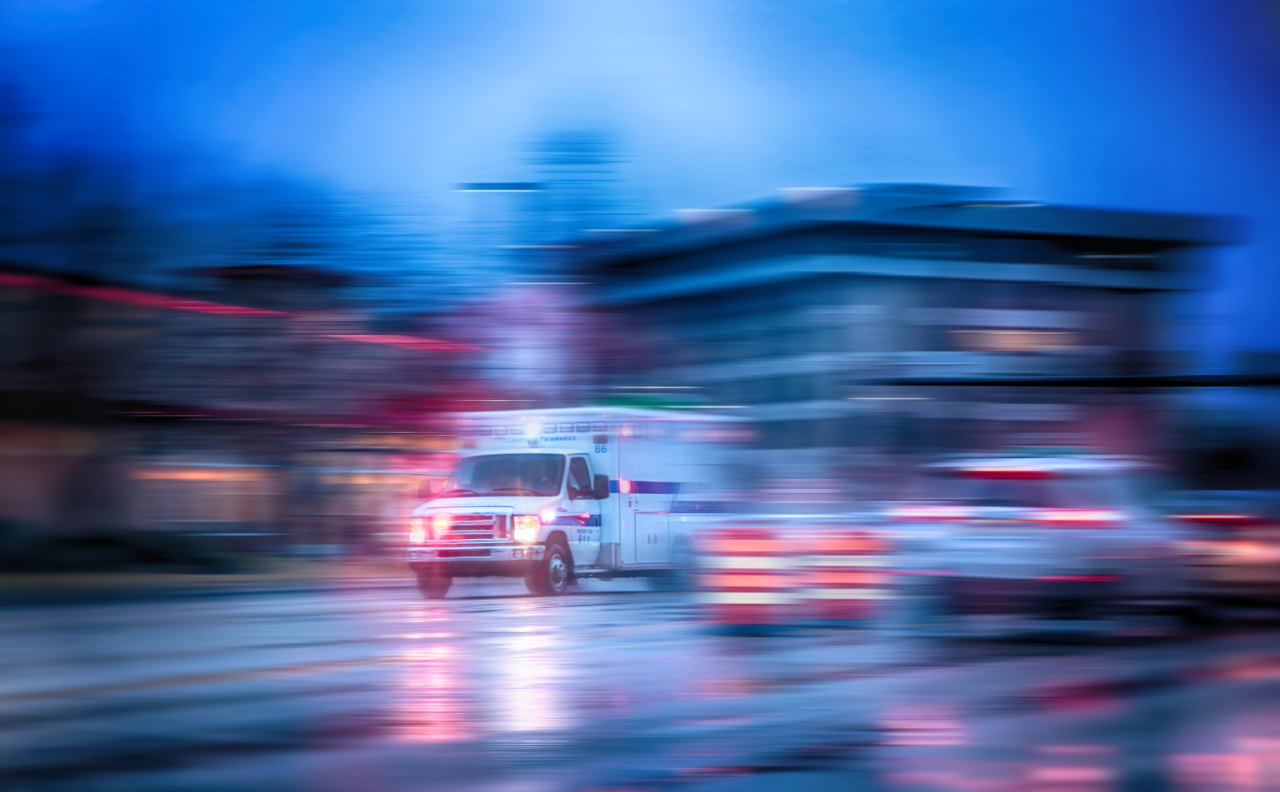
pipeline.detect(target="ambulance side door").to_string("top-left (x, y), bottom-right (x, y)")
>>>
top-left (565, 455), bottom-right (602, 566)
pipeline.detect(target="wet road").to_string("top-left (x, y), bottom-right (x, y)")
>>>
top-left (5, 578), bottom-right (1280, 791)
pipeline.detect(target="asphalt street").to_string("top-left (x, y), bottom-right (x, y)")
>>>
top-left (4, 577), bottom-right (1280, 791)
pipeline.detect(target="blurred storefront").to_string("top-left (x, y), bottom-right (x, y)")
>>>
top-left (0, 266), bottom-right (472, 558)
top-left (127, 437), bottom-right (457, 558)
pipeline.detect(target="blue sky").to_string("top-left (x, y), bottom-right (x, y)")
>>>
top-left (3, 0), bottom-right (1279, 365)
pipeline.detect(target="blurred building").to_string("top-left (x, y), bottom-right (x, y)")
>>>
top-left (569, 184), bottom-right (1235, 489)
top-left (0, 264), bottom-right (472, 556)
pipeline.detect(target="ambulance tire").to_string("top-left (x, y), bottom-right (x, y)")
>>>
top-left (526, 538), bottom-right (572, 597)
top-left (415, 568), bottom-right (452, 599)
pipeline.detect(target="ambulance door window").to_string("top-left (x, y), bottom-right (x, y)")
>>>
top-left (568, 457), bottom-right (594, 500)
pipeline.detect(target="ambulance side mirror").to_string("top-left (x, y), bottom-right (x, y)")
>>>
top-left (593, 474), bottom-right (610, 500)
top-left (417, 480), bottom-right (436, 500)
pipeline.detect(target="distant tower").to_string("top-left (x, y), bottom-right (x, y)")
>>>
top-left (452, 181), bottom-right (542, 294)
top-left (531, 129), bottom-right (624, 244)
top-left (449, 128), bottom-right (627, 293)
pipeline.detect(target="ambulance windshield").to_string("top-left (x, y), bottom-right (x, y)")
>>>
top-left (435, 454), bottom-right (566, 498)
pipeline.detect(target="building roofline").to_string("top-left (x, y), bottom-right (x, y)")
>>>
top-left (573, 184), bottom-right (1241, 267)
top-left (586, 252), bottom-right (1192, 307)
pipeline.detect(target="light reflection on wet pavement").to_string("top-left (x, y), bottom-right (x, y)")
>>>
top-left (5, 580), bottom-right (1280, 790)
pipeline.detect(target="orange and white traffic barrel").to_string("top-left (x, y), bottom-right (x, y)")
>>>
top-left (695, 527), bottom-right (799, 634)
top-left (799, 529), bottom-right (891, 627)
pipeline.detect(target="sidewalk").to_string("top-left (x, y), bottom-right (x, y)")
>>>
top-left (0, 559), bottom-right (412, 605)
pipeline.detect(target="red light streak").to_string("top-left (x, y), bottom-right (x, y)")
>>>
top-left (0, 270), bottom-right (480, 352)
top-left (961, 467), bottom-right (1051, 480)
top-left (325, 333), bottom-right (479, 353)
top-left (1035, 509), bottom-right (1122, 527)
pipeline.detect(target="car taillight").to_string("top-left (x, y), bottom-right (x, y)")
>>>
top-left (1174, 513), bottom-right (1260, 528)
top-left (1034, 509), bottom-right (1122, 528)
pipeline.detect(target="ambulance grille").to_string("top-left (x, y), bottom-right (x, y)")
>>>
top-left (444, 514), bottom-right (506, 540)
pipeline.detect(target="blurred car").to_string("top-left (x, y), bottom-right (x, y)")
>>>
top-left (1163, 491), bottom-right (1280, 607)
top-left (885, 453), bottom-right (1195, 630)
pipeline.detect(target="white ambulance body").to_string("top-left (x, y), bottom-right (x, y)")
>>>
top-left (406, 408), bottom-right (742, 598)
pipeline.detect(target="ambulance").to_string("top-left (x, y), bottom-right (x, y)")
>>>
top-left (406, 408), bottom-right (744, 598)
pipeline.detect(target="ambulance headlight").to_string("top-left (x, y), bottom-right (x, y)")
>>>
top-left (409, 517), bottom-right (426, 545)
top-left (513, 514), bottom-right (541, 544)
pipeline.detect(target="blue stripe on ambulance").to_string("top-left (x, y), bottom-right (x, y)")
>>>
top-left (608, 480), bottom-right (682, 495)
top-left (546, 514), bottom-right (602, 527)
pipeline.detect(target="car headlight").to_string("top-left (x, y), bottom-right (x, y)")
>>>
top-left (409, 517), bottom-right (426, 545)
top-left (513, 514), bottom-right (541, 544)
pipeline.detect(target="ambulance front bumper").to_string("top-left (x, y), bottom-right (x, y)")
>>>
top-left (407, 544), bottom-right (545, 576)
top-left (408, 544), bottom-right (544, 562)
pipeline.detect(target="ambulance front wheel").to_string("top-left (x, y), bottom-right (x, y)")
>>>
top-left (415, 567), bottom-right (452, 599)
top-left (526, 539), bottom-right (572, 597)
